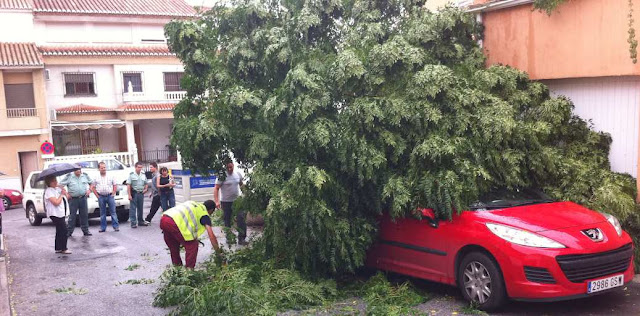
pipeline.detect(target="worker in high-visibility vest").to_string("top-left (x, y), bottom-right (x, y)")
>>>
top-left (160, 200), bottom-right (220, 268)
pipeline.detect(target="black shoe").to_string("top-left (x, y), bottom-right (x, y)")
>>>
top-left (238, 240), bottom-right (249, 246)
top-left (114, 228), bottom-right (120, 232)
top-left (98, 229), bottom-right (106, 233)
top-left (83, 232), bottom-right (93, 236)
top-left (131, 225), bottom-right (137, 228)
top-left (139, 221), bottom-right (149, 226)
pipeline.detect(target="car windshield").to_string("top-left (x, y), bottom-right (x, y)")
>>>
top-left (469, 188), bottom-right (554, 210)
top-left (52, 159), bottom-right (125, 171)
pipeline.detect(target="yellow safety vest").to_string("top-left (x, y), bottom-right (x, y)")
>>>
top-left (165, 201), bottom-right (209, 241)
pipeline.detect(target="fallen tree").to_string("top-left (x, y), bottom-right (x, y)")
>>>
top-left (166, 0), bottom-right (638, 277)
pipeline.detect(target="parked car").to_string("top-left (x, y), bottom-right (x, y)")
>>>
top-left (2, 188), bottom-right (22, 209)
top-left (366, 189), bottom-right (635, 310)
top-left (22, 158), bottom-right (132, 226)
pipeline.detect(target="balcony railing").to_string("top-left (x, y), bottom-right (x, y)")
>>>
top-left (45, 152), bottom-right (137, 167)
top-left (123, 92), bottom-right (145, 102)
top-left (7, 107), bottom-right (38, 118)
top-left (141, 149), bottom-right (178, 163)
top-left (164, 91), bottom-right (187, 101)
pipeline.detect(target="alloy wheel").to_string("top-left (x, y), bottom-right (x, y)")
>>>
top-left (463, 261), bottom-right (492, 304)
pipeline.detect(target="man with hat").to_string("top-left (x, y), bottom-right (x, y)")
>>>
top-left (160, 200), bottom-right (221, 268)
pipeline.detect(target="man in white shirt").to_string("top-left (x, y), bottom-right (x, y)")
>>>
top-left (213, 158), bottom-right (247, 245)
top-left (91, 162), bottom-right (119, 232)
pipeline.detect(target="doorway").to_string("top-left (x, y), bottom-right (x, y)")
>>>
top-left (19, 151), bottom-right (38, 190)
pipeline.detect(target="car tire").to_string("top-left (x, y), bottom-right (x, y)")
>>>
top-left (27, 204), bottom-right (42, 226)
top-left (457, 252), bottom-right (507, 311)
top-left (2, 197), bottom-right (10, 210)
top-left (117, 210), bottom-right (129, 223)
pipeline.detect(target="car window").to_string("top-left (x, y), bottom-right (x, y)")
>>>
top-left (75, 159), bottom-right (124, 171)
top-left (470, 188), bottom-right (553, 210)
top-left (30, 173), bottom-right (46, 190)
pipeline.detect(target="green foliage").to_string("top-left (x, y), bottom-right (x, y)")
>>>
top-left (124, 263), bottom-right (141, 271)
top-left (167, 0), bottom-right (639, 276)
top-left (117, 278), bottom-right (155, 286)
top-left (360, 273), bottom-right (426, 316)
top-left (532, 0), bottom-right (569, 15)
top-left (153, 243), bottom-right (338, 315)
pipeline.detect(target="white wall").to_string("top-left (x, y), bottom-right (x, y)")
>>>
top-left (0, 11), bottom-right (35, 42)
top-left (545, 77), bottom-right (640, 177)
top-left (45, 65), bottom-right (118, 109)
top-left (138, 118), bottom-right (172, 152)
top-left (39, 21), bottom-right (166, 45)
top-left (98, 127), bottom-right (121, 152)
top-left (0, 177), bottom-right (22, 192)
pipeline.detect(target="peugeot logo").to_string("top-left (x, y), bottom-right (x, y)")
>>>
top-left (582, 228), bottom-right (604, 242)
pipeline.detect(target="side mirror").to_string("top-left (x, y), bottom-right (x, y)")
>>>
top-left (420, 208), bottom-right (439, 228)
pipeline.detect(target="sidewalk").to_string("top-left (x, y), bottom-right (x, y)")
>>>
top-left (0, 234), bottom-right (10, 316)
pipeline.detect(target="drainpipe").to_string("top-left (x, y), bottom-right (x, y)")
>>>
top-left (466, 0), bottom-right (534, 13)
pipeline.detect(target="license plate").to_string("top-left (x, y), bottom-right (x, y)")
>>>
top-left (587, 274), bottom-right (624, 294)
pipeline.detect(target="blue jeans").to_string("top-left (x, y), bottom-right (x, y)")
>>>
top-left (160, 190), bottom-right (176, 211)
top-left (98, 195), bottom-right (119, 230)
top-left (129, 191), bottom-right (145, 226)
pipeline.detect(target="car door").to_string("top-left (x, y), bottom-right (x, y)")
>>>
top-left (24, 172), bottom-right (45, 214)
top-left (379, 211), bottom-right (451, 282)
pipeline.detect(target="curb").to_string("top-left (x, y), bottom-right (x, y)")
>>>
top-left (0, 234), bottom-right (10, 316)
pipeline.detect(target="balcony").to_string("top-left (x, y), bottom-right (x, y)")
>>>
top-left (6, 107), bottom-right (38, 118)
top-left (123, 92), bottom-right (146, 102)
top-left (0, 107), bottom-right (47, 132)
top-left (164, 91), bottom-right (187, 101)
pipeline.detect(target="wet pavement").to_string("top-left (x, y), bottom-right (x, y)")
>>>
top-left (2, 202), bottom-right (249, 316)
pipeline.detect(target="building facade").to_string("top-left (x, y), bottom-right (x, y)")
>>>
top-left (469, 0), bottom-right (640, 196)
top-left (0, 0), bottom-right (196, 190)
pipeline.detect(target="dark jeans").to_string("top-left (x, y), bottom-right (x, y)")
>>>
top-left (98, 195), bottom-right (119, 231)
top-left (67, 196), bottom-right (89, 235)
top-left (160, 190), bottom-right (176, 211)
top-left (129, 191), bottom-right (145, 226)
top-left (222, 201), bottom-right (246, 241)
top-left (145, 195), bottom-right (161, 222)
top-left (50, 216), bottom-right (68, 251)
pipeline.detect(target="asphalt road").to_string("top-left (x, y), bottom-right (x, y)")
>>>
top-left (2, 202), bottom-right (244, 316)
top-left (4, 203), bottom-right (640, 316)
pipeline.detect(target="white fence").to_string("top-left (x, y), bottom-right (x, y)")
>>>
top-left (44, 151), bottom-right (137, 167)
top-left (164, 91), bottom-right (187, 101)
top-left (6, 107), bottom-right (38, 118)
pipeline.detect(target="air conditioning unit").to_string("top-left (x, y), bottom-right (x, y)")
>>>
top-left (44, 69), bottom-right (50, 81)
top-left (49, 109), bottom-right (57, 121)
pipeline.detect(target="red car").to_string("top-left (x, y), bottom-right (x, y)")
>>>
top-left (2, 188), bottom-right (22, 209)
top-left (366, 189), bottom-right (634, 310)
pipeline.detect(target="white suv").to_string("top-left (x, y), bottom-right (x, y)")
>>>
top-left (23, 158), bottom-right (132, 226)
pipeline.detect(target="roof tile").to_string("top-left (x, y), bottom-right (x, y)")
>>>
top-left (56, 104), bottom-right (114, 114)
top-left (0, 0), bottom-right (32, 10)
top-left (40, 45), bottom-right (174, 57)
top-left (0, 42), bottom-right (43, 68)
top-left (33, 0), bottom-right (196, 17)
top-left (118, 103), bottom-right (176, 112)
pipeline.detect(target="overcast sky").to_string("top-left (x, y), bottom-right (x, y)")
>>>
top-left (184, 0), bottom-right (218, 7)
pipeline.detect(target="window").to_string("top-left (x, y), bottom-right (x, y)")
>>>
top-left (163, 72), bottom-right (184, 91)
top-left (122, 72), bottom-right (143, 93)
top-left (4, 84), bottom-right (35, 108)
top-left (64, 73), bottom-right (96, 96)
top-left (53, 129), bottom-right (100, 155)
top-left (30, 173), bottom-right (45, 189)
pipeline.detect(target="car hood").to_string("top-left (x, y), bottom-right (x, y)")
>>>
top-left (474, 201), bottom-right (607, 232)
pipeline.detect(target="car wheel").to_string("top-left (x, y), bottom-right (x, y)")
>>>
top-left (117, 210), bottom-right (129, 223)
top-left (27, 204), bottom-right (42, 226)
top-left (2, 197), bottom-right (9, 210)
top-left (458, 252), bottom-right (507, 311)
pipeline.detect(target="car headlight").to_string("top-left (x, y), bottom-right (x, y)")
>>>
top-left (486, 223), bottom-right (566, 248)
top-left (602, 213), bottom-right (623, 237)
top-left (11, 191), bottom-right (21, 196)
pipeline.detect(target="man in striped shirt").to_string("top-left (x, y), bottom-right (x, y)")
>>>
top-left (91, 162), bottom-right (119, 232)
